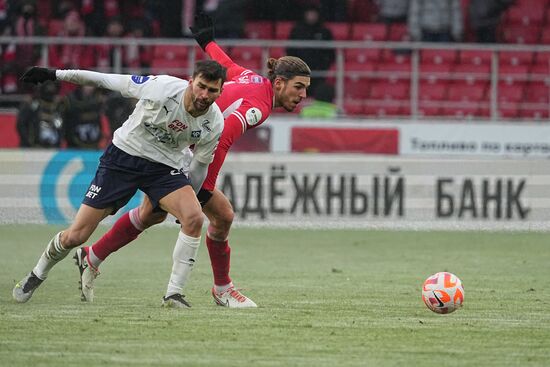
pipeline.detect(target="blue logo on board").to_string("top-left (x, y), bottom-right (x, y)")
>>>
top-left (131, 75), bottom-right (150, 84)
top-left (39, 150), bottom-right (143, 224)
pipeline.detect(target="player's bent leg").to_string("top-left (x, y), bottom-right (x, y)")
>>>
top-left (14, 204), bottom-right (110, 303)
top-left (203, 189), bottom-right (257, 308)
top-left (159, 187), bottom-right (204, 308)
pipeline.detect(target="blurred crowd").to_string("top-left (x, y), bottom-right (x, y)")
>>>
top-left (1, 0), bottom-right (521, 146)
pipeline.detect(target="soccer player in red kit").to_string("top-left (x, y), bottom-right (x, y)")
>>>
top-left (74, 14), bottom-right (311, 308)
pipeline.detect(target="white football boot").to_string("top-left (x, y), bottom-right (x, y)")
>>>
top-left (161, 294), bottom-right (191, 308)
top-left (74, 247), bottom-right (100, 302)
top-left (211, 286), bottom-right (257, 308)
top-left (13, 272), bottom-right (44, 303)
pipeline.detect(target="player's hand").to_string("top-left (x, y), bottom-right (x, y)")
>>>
top-left (189, 13), bottom-right (214, 51)
top-left (20, 66), bottom-right (57, 84)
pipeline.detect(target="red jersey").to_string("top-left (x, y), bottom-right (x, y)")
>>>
top-left (201, 42), bottom-right (275, 191)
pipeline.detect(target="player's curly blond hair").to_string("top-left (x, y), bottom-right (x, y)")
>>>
top-left (267, 56), bottom-right (311, 82)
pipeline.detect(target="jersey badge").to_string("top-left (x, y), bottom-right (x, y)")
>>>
top-left (191, 130), bottom-right (202, 139)
top-left (245, 107), bottom-right (262, 125)
top-left (131, 75), bottom-right (150, 84)
top-left (251, 75), bottom-right (263, 84)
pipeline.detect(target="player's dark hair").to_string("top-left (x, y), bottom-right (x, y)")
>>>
top-left (193, 60), bottom-right (227, 84)
top-left (267, 56), bottom-right (311, 82)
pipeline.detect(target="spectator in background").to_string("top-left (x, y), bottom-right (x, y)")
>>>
top-left (377, 0), bottom-right (409, 24)
top-left (287, 5), bottom-right (334, 92)
top-left (300, 82), bottom-right (338, 118)
top-left (96, 16), bottom-right (125, 71)
top-left (61, 85), bottom-right (103, 149)
top-left (469, 0), bottom-right (515, 43)
top-left (203, 0), bottom-right (246, 39)
top-left (3, 0), bottom-right (44, 93)
top-left (16, 81), bottom-right (63, 148)
top-left (408, 0), bottom-right (463, 42)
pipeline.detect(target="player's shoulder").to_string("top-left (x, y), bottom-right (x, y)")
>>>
top-left (132, 75), bottom-right (188, 98)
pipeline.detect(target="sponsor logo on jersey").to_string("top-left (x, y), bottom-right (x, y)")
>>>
top-left (168, 120), bottom-right (188, 132)
top-left (131, 75), bottom-right (150, 84)
top-left (245, 107), bottom-right (262, 125)
top-left (191, 130), bottom-right (202, 139)
top-left (251, 75), bottom-right (263, 84)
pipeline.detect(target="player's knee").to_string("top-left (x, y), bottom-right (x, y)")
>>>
top-left (61, 228), bottom-right (89, 248)
top-left (178, 209), bottom-right (204, 235)
top-left (141, 211), bottom-right (167, 228)
top-left (209, 208), bottom-right (234, 238)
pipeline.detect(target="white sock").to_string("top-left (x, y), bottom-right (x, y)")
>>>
top-left (165, 231), bottom-right (201, 297)
top-left (87, 247), bottom-right (102, 269)
top-left (214, 282), bottom-right (234, 294)
top-left (33, 232), bottom-right (71, 280)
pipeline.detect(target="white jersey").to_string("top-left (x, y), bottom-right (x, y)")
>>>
top-left (56, 70), bottom-right (223, 169)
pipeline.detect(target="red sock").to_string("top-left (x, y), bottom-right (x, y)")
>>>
top-left (91, 209), bottom-right (143, 260)
top-left (206, 234), bottom-right (232, 286)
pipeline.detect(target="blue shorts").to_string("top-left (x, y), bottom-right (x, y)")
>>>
top-left (82, 143), bottom-right (191, 214)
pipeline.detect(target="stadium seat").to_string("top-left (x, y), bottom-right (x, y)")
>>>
top-left (498, 102), bottom-right (519, 118)
top-left (499, 64), bottom-right (530, 84)
top-left (369, 80), bottom-right (409, 100)
top-left (380, 49), bottom-right (411, 64)
top-left (344, 101), bottom-right (364, 115)
top-left (499, 51), bottom-right (534, 66)
top-left (245, 21), bottom-right (273, 39)
top-left (418, 102), bottom-right (441, 117)
top-left (448, 82), bottom-right (486, 101)
top-left (274, 21), bottom-right (294, 40)
top-left (534, 51), bottom-right (550, 65)
top-left (524, 82), bottom-right (550, 103)
top-left (505, 4), bottom-right (545, 25)
top-left (268, 47), bottom-right (285, 59)
top-left (498, 83), bottom-right (524, 102)
top-left (421, 49), bottom-right (457, 65)
top-left (151, 59), bottom-right (188, 77)
top-left (345, 48), bottom-right (381, 64)
top-left (153, 45), bottom-right (188, 60)
top-left (459, 50), bottom-right (492, 66)
top-left (325, 22), bottom-right (350, 40)
top-left (542, 28), bottom-right (550, 44)
top-left (420, 63), bottom-right (453, 80)
top-left (48, 20), bottom-right (64, 36)
top-left (501, 25), bottom-right (540, 44)
top-left (344, 76), bottom-right (370, 99)
top-left (387, 23), bottom-right (409, 42)
top-left (419, 81), bottom-right (448, 101)
top-left (453, 64), bottom-right (491, 84)
top-left (441, 103), bottom-right (481, 119)
top-left (518, 106), bottom-right (549, 120)
top-left (351, 23), bottom-right (387, 41)
top-left (364, 103), bottom-right (403, 117)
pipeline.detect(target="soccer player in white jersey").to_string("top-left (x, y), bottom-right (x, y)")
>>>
top-left (13, 60), bottom-right (226, 308)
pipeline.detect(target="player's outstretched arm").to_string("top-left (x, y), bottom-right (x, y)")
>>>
top-left (189, 13), bottom-right (246, 79)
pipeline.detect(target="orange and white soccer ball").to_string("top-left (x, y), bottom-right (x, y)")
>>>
top-left (422, 272), bottom-right (464, 314)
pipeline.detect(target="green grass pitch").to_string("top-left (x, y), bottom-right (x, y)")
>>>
top-left (1, 225), bottom-right (549, 366)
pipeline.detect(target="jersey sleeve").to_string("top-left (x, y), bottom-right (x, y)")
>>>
top-left (205, 42), bottom-right (248, 80)
top-left (56, 70), bottom-right (180, 100)
top-left (201, 100), bottom-right (269, 191)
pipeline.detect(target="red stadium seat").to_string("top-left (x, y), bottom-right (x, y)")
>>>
top-left (274, 21), bottom-right (294, 40)
top-left (351, 23), bottom-right (387, 41)
top-left (380, 49), bottom-right (411, 64)
top-left (345, 48), bottom-right (381, 64)
top-left (448, 82), bottom-right (486, 101)
top-left (441, 103), bottom-right (481, 119)
top-left (524, 82), bottom-right (550, 103)
top-left (498, 102), bottom-right (519, 118)
top-left (421, 49), bottom-right (458, 65)
top-left (418, 102), bottom-right (441, 117)
top-left (453, 64), bottom-right (491, 84)
top-left (387, 23), bottom-right (409, 42)
top-left (325, 22), bottom-right (350, 40)
top-left (364, 104), bottom-right (403, 117)
top-left (501, 25), bottom-right (540, 44)
top-left (344, 101), bottom-right (364, 115)
top-left (153, 45), bottom-right (188, 60)
top-left (245, 21), bottom-right (273, 39)
top-left (151, 58), bottom-right (188, 77)
top-left (344, 76), bottom-right (370, 99)
top-left (419, 81), bottom-right (448, 101)
top-left (499, 51), bottom-right (534, 66)
top-left (534, 51), bottom-right (550, 65)
top-left (542, 28), bottom-right (550, 44)
top-left (518, 106), bottom-right (549, 120)
top-left (498, 83), bottom-right (524, 102)
top-left (420, 63), bottom-right (453, 79)
top-left (499, 64), bottom-right (529, 84)
top-left (505, 4), bottom-right (545, 25)
top-left (48, 20), bottom-right (64, 36)
top-left (268, 47), bottom-right (285, 59)
top-left (459, 50), bottom-right (492, 65)
top-left (369, 80), bottom-right (409, 100)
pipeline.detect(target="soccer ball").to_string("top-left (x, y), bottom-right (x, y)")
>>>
top-left (422, 272), bottom-right (464, 314)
